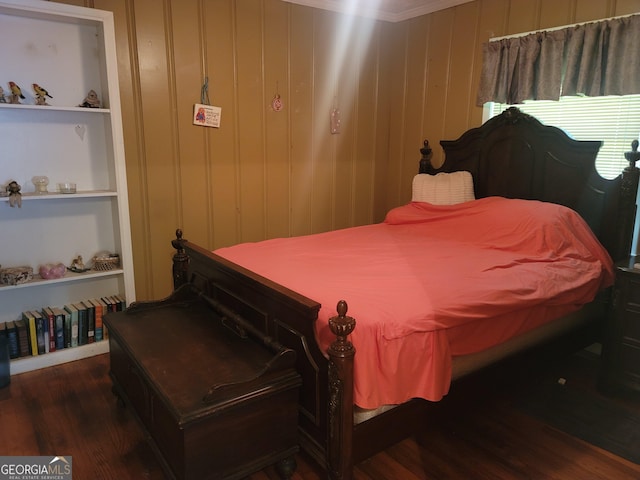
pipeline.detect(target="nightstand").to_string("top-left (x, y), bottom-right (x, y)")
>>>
top-left (600, 256), bottom-right (640, 395)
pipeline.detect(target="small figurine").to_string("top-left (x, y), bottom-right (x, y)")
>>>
top-left (71, 255), bottom-right (84, 270)
top-left (6, 180), bottom-right (21, 208)
top-left (68, 255), bottom-right (90, 273)
top-left (8, 81), bottom-right (25, 104)
top-left (79, 90), bottom-right (100, 108)
top-left (32, 83), bottom-right (52, 106)
top-left (0, 86), bottom-right (6, 103)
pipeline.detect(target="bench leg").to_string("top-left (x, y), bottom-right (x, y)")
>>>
top-left (275, 455), bottom-right (297, 479)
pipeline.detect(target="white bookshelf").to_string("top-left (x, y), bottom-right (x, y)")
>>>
top-left (0, 0), bottom-right (135, 374)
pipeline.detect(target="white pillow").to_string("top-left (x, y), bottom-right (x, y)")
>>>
top-left (412, 171), bottom-right (475, 205)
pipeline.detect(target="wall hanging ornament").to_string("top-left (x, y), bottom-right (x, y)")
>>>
top-left (193, 76), bottom-right (222, 128)
top-left (271, 82), bottom-right (283, 112)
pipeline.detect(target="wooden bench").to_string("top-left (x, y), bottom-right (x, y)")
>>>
top-left (104, 284), bottom-right (301, 480)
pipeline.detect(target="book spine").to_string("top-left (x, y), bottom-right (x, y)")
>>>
top-left (23, 312), bottom-right (37, 356)
top-left (35, 315), bottom-right (46, 355)
top-left (83, 301), bottom-right (95, 344)
top-left (92, 300), bottom-right (103, 342)
top-left (54, 309), bottom-right (65, 350)
top-left (76, 305), bottom-right (87, 346)
top-left (67, 306), bottom-right (79, 348)
top-left (42, 308), bottom-right (54, 353)
top-left (6, 321), bottom-right (19, 359)
top-left (62, 309), bottom-right (71, 349)
top-left (15, 320), bottom-right (30, 357)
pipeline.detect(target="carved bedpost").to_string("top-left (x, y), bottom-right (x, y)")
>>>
top-left (327, 300), bottom-right (356, 480)
top-left (419, 140), bottom-right (433, 173)
top-left (618, 140), bottom-right (640, 260)
top-left (171, 229), bottom-right (190, 290)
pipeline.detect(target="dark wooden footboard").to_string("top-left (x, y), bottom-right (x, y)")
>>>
top-left (172, 229), bottom-right (355, 479)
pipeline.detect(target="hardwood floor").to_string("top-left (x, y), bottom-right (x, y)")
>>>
top-left (1, 350), bottom-right (639, 479)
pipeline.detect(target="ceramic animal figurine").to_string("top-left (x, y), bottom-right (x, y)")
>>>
top-left (79, 89), bottom-right (100, 108)
top-left (33, 83), bottom-right (53, 105)
top-left (6, 180), bottom-right (21, 208)
top-left (8, 81), bottom-right (24, 104)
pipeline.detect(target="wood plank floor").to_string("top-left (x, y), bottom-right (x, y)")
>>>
top-left (1, 350), bottom-right (640, 479)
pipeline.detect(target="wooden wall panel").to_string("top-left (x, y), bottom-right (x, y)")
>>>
top-left (289, 5), bottom-right (314, 237)
top-left (399, 16), bottom-right (429, 205)
top-left (236, 0), bottom-right (267, 243)
top-left (132, 0), bottom-right (180, 296)
top-left (311, 11), bottom-right (338, 234)
top-left (54, 0), bottom-right (640, 300)
top-left (204, 0), bottom-right (239, 249)
top-left (94, 0), bottom-right (152, 299)
top-left (353, 24), bottom-right (381, 227)
top-left (264, 0), bottom-right (292, 240)
top-left (444, 2), bottom-right (480, 139)
top-left (170, 0), bottom-right (209, 247)
top-left (422, 10), bottom-right (454, 169)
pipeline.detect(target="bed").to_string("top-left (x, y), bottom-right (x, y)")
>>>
top-left (169, 107), bottom-right (639, 479)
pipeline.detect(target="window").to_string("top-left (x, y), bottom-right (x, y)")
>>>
top-left (489, 94), bottom-right (640, 179)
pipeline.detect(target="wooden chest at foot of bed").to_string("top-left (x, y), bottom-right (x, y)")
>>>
top-left (104, 285), bottom-right (301, 480)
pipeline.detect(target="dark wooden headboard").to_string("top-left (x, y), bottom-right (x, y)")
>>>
top-left (420, 107), bottom-right (639, 262)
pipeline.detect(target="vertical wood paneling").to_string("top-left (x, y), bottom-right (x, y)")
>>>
top-left (372, 22), bottom-right (393, 223)
top-left (616, 0), bottom-right (640, 14)
top-left (170, 0), bottom-right (209, 248)
top-left (204, 0), bottom-right (238, 249)
top-left (423, 10), bottom-right (454, 168)
top-left (506, 0), bottom-right (540, 34)
top-left (289, 5), bottom-right (314, 237)
top-left (444, 2), bottom-right (480, 139)
top-left (574, 0), bottom-right (612, 22)
top-left (384, 23), bottom-right (409, 209)
top-left (312, 11), bottom-right (338, 234)
top-left (353, 23), bottom-right (381, 226)
top-left (540, 0), bottom-right (575, 26)
top-left (236, 0), bottom-right (267, 243)
top-left (95, 0), bottom-right (152, 299)
top-left (400, 17), bottom-right (429, 205)
top-left (58, 0), bottom-right (640, 300)
top-left (133, 0), bottom-right (178, 296)
top-left (264, 0), bottom-right (292, 240)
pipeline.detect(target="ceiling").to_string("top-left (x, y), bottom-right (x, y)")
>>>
top-left (281, 0), bottom-right (475, 22)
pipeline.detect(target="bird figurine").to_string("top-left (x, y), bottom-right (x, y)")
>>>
top-left (79, 89), bottom-right (100, 108)
top-left (8, 81), bottom-right (25, 101)
top-left (32, 83), bottom-right (53, 105)
top-left (0, 86), bottom-right (6, 103)
top-left (33, 83), bottom-right (52, 98)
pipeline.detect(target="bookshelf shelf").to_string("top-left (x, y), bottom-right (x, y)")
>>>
top-left (0, 269), bottom-right (125, 291)
top-left (0, 103), bottom-right (110, 114)
top-left (0, 191), bottom-right (118, 202)
top-left (10, 340), bottom-right (110, 375)
top-left (0, 0), bottom-right (135, 375)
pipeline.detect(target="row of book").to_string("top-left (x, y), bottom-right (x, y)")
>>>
top-left (0, 295), bottom-right (126, 360)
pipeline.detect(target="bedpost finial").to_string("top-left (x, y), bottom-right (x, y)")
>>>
top-left (625, 139), bottom-right (640, 168)
top-left (172, 228), bottom-right (186, 252)
top-left (420, 140), bottom-right (432, 158)
top-left (337, 299), bottom-right (348, 317)
top-left (328, 300), bottom-right (356, 352)
top-left (419, 140), bottom-right (433, 174)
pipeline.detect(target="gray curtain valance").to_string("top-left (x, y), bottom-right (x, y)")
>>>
top-left (477, 14), bottom-right (640, 106)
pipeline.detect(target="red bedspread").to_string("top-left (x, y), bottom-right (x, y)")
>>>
top-left (214, 197), bottom-right (614, 408)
